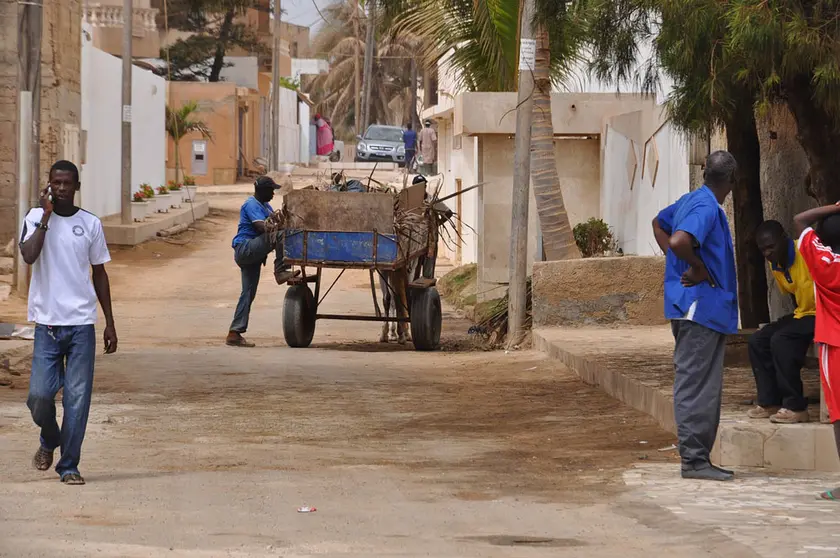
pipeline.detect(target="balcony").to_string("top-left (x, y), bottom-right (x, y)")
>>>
top-left (83, 3), bottom-right (158, 38)
top-left (83, 3), bottom-right (161, 58)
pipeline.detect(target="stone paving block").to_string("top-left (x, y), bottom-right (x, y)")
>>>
top-left (763, 424), bottom-right (816, 470)
top-left (718, 425), bottom-right (766, 467)
top-left (815, 425), bottom-right (840, 473)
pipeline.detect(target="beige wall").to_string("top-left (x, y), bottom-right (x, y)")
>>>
top-left (166, 82), bottom-right (261, 185)
top-left (476, 135), bottom-right (601, 300)
top-left (0, 0), bottom-right (82, 247)
top-left (455, 92), bottom-right (656, 136)
top-left (0, 0), bottom-right (18, 245)
top-left (92, 27), bottom-right (160, 59)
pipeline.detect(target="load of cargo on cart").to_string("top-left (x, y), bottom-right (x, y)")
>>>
top-left (266, 175), bottom-right (460, 351)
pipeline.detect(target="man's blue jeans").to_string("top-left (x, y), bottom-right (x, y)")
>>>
top-left (27, 324), bottom-right (96, 477)
top-left (229, 232), bottom-right (286, 334)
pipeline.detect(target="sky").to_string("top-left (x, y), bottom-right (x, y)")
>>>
top-left (282, 0), bottom-right (333, 31)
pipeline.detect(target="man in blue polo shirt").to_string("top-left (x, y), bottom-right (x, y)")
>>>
top-left (226, 176), bottom-right (298, 347)
top-left (652, 150), bottom-right (739, 481)
top-left (402, 122), bottom-right (417, 170)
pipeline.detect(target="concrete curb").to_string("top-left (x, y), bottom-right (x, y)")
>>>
top-left (534, 328), bottom-right (840, 472)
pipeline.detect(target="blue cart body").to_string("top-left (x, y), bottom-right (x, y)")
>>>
top-left (283, 229), bottom-right (401, 267)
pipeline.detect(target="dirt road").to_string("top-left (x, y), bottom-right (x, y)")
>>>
top-left (0, 199), bottom-right (757, 557)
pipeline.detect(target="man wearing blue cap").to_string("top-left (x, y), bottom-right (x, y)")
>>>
top-left (226, 176), bottom-right (299, 347)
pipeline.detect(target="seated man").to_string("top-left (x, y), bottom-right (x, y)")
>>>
top-left (747, 220), bottom-right (816, 423)
top-left (226, 176), bottom-right (298, 348)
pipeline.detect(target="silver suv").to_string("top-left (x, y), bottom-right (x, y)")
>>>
top-left (354, 125), bottom-right (406, 166)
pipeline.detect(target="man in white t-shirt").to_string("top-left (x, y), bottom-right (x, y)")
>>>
top-left (19, 160), bottom-right (117, 486)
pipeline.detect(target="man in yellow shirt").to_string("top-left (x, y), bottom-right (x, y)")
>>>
top-left (748, 220), bottom-right (816, 423)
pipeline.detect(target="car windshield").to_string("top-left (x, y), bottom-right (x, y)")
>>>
top-left (364, 126), bottom-right (403, 142)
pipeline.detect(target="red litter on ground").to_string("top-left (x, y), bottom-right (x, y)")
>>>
top-left (297, 506), bottom-right (317, 513)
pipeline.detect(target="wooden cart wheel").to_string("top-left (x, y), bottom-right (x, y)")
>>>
top-left (283, 284), bottom-right (316, 348)
top-left (410, 287), bottom-right (442, 351)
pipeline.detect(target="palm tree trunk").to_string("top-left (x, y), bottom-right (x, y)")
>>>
top-left (174, 137), bottom-right (181, 182)
top-left (530, 26), bottom-right (579, 260)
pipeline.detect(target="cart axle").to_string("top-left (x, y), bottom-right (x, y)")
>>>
top-left (315, 314), bottom-right (410, 323)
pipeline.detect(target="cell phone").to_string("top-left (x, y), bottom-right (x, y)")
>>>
top-left (46, 185), bottom-right (53, 203)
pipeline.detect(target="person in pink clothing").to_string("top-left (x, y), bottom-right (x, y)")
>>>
top-left (314, 114), bottom-right (334, 156)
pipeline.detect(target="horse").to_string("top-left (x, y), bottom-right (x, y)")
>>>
top-left (378, 196), bottom-right (453, 344)
top-left (378, 257), bottom-right (421, 344)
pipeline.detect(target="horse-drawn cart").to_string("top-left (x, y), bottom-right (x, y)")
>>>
top-left (278, 182), bottom-right (442, 351)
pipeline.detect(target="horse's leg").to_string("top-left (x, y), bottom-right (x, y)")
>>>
top-left (396, 271), bottom-right (409, 345)
top-left (379, 273), bottom-right (391, 343)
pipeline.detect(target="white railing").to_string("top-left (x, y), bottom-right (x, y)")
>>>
top-left (83, 4), bottom-right (158, 35)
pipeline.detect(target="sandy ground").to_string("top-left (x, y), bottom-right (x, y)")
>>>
top-left (0, 197), bottom-right (782, 557)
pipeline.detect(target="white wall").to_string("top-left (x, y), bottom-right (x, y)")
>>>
top-left (434, 117), bottom-right (478, 266)
top-left (276, 87), bottom-right (300, 164)
top-left (80, 26), bottom-right (166, 218)
top-left (291, 58), bottom-right (328, 79)
top-left (601, 122), bottom-right (690, 255)
top-left (299, 101), bottom-right (310, 164)
top-left (219, 56), bottom-right (259, 90)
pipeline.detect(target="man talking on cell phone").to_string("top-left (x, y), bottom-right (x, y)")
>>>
top-left (19, 160), bottom-right (118, 486)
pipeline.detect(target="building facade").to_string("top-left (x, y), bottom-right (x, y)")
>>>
top-left (1, 0), bottom-right (83, 264)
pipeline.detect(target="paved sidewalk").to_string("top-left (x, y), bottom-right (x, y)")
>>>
top-left (625, 464), bottom-right (840, 557)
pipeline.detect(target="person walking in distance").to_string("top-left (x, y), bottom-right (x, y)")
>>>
top-left (314, 113), bottom-right (334, 157)
top-left (747, 220), bottom-right (815, 423)
top-left (19, 160), bottom-right (118, 486)
top-left (418, 119), bottom-right (437, 175)
top-left (226, 176), bottom-right (299, 348)
top-left (652, 151), bottom-right (739, 481)
top-left (792, 203), bottom-right (840, 501)
top-left (402, 122), bottom-right (417, 171)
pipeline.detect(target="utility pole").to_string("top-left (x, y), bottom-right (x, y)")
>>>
top-left (507, 0), bottom-right (536, 348)
top-left (121, 0), bottom-right (133, 225)
top-left (352, 0), bottom-right (361, 135)
top-left (15, 0), bottom-right (43, 293)
top-left (269, 0), bottom-right (281, 170)
top-left (360, 0), bottom-right (375, 131)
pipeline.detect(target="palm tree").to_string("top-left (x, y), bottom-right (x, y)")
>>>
top-left (305, 0), bottom-right (419, 137)
top-left (166, 101), bottom-right (213, 182)
top-left (394, 0), bottom-right (519, 92)
top-left (528, 0), bottom-right (589, 259)
top-left (529, 26), bottom-right (579, 259)
top-left (397, 0), bottom-right (582, 258)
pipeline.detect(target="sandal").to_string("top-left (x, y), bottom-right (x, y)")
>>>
top-left (818, 490), bottom-right (839, 501)
top-left (33, 446), bottom-right (54, 471)
top-left (225, 335), bottom-right (255, 348)
top-left (60, 473), bottom-right (85, 485)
